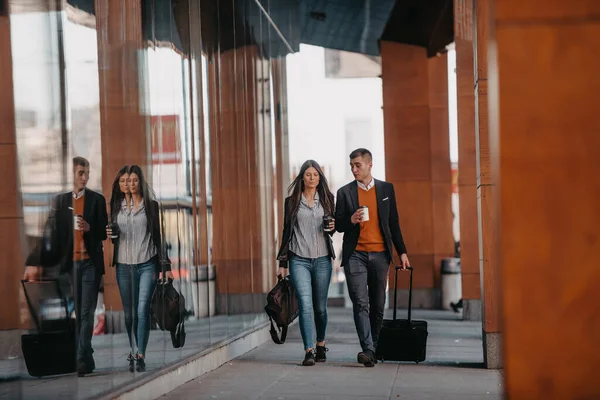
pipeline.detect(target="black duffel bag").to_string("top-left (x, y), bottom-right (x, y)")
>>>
top-left (151, 279), bottom-right (185, 332)
top-left (264, 276), bottom-right (298, 344)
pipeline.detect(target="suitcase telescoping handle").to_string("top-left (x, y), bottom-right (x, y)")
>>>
top-left (21, 279), bottom-right (71, 333)
top-left (392, 266), bottom-right (414, 322)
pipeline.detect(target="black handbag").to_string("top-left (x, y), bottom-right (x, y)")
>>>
top-left (21, 280), bottom-right (77, 377)
top-left (151, 278), bottom-right (184, 331)
top-left (151, 278), bottom-right (187, 348)
top-left (264, 276), bottom-right (299, 344)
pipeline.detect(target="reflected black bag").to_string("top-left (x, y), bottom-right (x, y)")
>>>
top-left (170, 320), bottom-right (186, 348)
top-left (375, 267), bottom-right (428, 363)
top-left (264, 276), bottom-right (299, 344)
top-left (35, 195), bottom-right (70, 271)
top-left (21, 280), bottom-right (77, 377)
top-left (151, 278), bottom-right (186, 348)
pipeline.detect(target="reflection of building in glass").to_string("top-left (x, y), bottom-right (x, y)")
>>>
top-left (324, 48), bottom-right (381, 79)
top-left (4, 1), bottom-right (295, 393)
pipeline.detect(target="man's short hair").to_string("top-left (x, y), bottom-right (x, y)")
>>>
top-left (73, 156), bottom-right (90, 169)
top-left (349, 148), bottom-right (372, 161)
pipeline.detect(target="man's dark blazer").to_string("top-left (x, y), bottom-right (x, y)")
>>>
top-left (26, 189), bottom-right (108, 275)
top-left (335, 179), bottom-right (407, 267)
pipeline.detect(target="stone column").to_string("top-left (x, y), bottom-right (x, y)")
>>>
top-left (208, 46), bottom-right (277, 314)
top-left (95, 0), bottom-right (146, 329)
top-left (0, 0), bottom-right (26, 358)
top-left (474, 0), bottom-right (502, 369)
top-left (454, 0), bottom-right (482, 321)
top-left (492, 0), bottom-right (600, 395)
top-left (272, 57), bottom-right (291, 272)
top-left (429, 53), bottom-right (456, 293)
top-left (381, 41), bottom-right (454, 308)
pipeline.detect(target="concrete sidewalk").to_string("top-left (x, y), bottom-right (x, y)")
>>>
top-left (162, 308), bottom-right (504, 400)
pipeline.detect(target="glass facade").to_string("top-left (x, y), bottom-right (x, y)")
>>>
top-left (1, 0), bottom-right (294, 397)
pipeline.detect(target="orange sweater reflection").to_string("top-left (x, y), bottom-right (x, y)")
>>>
top-left (73, 195), bottom-right (89, 261)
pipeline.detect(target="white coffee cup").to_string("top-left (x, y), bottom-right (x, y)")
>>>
top-left (74, 214), bottom-right (82, 230)
top-left (360, 206), bottom-right (369, 221)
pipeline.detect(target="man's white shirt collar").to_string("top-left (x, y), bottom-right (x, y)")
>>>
top-left (357, 178), bottom-right (374, 191)
top-left (73, 188), bottom-right (86, 200)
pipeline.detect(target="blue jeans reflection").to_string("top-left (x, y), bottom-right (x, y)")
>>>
top-left (116, 259), bottom-right (157, 356)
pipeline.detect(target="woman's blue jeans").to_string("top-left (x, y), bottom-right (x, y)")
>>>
top-left (288, 254), bottom-right (332, 351)
top-left (116, 259), bottom-right (157, 356)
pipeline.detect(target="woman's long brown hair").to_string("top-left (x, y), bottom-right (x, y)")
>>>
top-left (127, 164), bottom-right (158, 238)
top-left (286, 160), bottom-right (335, 221)
top-left (109, 165), bottom-right (129, 223)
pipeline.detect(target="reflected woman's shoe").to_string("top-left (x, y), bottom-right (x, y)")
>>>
top-left (127, 354), bottom-right (135, 372)
top-left (136, 356), bottom-right (146, 372)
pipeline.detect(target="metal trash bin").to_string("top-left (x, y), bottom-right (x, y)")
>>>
top-left (441, 258), bottom-right (462, 311)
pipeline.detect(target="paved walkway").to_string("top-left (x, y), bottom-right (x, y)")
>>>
top-left (162, 308), bottom-right (504, 400)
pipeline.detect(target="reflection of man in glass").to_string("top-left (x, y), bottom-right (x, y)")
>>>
top-left (24, 157), bottom-right (108, 377)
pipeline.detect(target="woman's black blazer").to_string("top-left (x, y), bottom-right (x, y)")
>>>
top-left (276, 196), bottom-right (335, 268)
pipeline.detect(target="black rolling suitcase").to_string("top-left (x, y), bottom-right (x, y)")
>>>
top-left (375, 266), bottom-right (428, 363)
top-left (21, 280), bottom-right (77, 377)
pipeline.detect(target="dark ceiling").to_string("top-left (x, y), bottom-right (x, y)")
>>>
top-left (66, 0), bottom-right (453, 58)
top-left (296, 0), bottom-right (397, 56)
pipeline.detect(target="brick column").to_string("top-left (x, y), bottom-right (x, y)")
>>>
top-left (492, 0), bottom-right (600, 396)
top-left (272, 57), bottom-right (291, 272)
top-left (429, 53), bottom-right (456, 291)
top-left (0, 0), bottom-right (25, 358)
top-left (184, 0), bottom-right (211, 319)
top-left (208, 46), bottom-right (277, 314)
top-left (474, 0), bottom-right (502, 369)
top-left (381, 41), bottom-right (454, 308)
top-left (95, 0), bottom-right (146, 328)
top-left (454, 0), bottom-right (482, 321)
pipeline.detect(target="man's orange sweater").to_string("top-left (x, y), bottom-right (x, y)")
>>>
top-left (356, 187), bottom-right (386, 252)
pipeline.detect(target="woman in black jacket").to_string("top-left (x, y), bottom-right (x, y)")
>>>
top-left (106, 165), bottom-right (172, 372)
top-left (276, 160), bottom-right (336, 366)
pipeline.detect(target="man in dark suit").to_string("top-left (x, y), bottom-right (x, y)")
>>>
top-left (335, 148), bottom-right (410, 367)
top-left (24, 157), bottom-right (108, 376)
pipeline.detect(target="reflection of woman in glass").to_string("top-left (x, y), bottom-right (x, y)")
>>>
top-left (107, 165), bottom-right (172, 372)
top-left (276, 160), bottom-right (336, 366)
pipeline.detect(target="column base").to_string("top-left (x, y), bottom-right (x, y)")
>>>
top-left (0, 329), bottom-right (22, 359)
top-left (105, 310), bottom-right (126, 334)
top-left (463, 299), bottom-right (482, 321)
top-left (483, 331), bottom-right (503, 369)
top-left (388, 288), bottom-right (441, 309)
